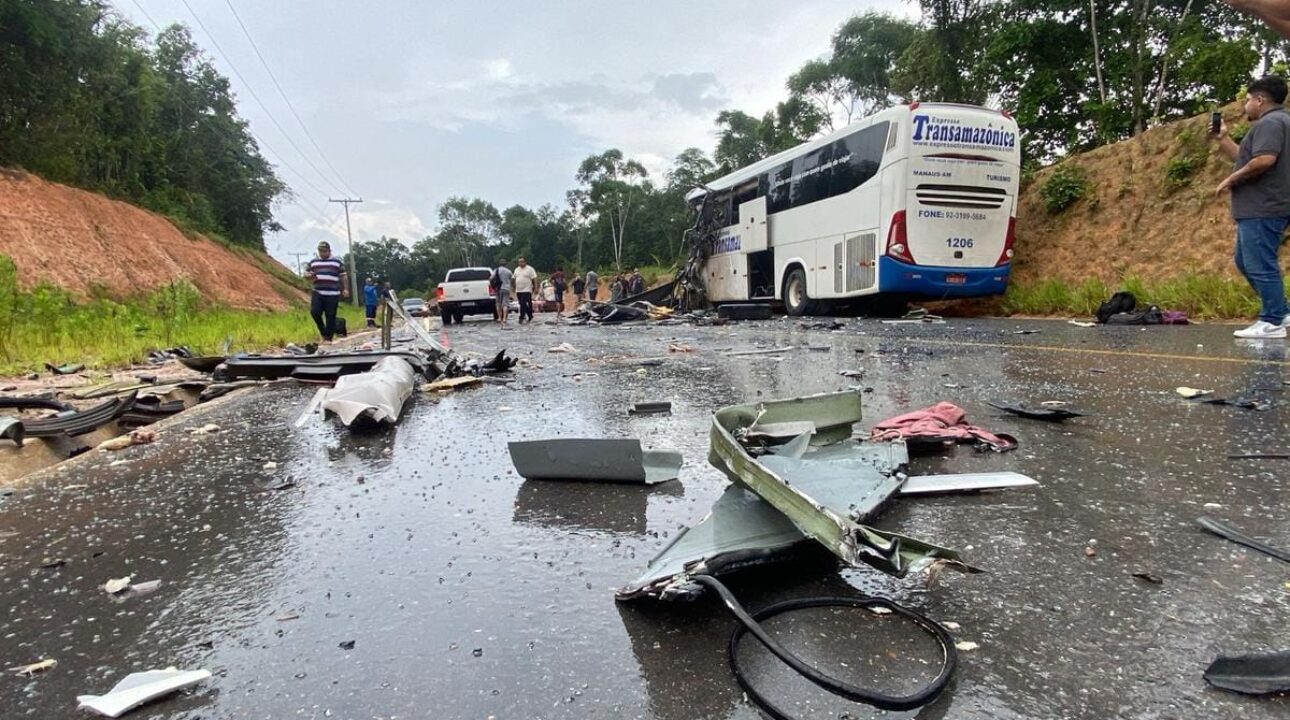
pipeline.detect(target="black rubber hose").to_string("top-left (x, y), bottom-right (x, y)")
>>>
top-left (692, 574), bottom-right (957, 719)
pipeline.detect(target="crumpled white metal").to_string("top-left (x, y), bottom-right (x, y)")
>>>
top-left (77, 667), bottom-right (211, 718)
top-left (320, 356), bottom-right (416, 426)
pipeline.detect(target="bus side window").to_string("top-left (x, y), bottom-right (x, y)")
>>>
top-left (766, 162), bottom-right (793, 213)
top-left (831, 121), bottom-right (889, 197)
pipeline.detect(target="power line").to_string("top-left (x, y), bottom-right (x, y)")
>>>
top-left (125, 0), bottom-right (334, 219)
top-left (176, 0), bottom-right (349, 198)
top-left (221, 0), bottom-right (357, 197)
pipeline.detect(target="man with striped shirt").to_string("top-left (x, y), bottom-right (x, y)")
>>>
top-left (304, 241), bottom-right (349, 342)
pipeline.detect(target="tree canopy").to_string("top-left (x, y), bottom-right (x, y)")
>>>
top-left (0, 0), bottom-right (285, 249)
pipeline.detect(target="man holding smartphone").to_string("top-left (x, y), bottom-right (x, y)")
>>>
top-left (1211, 75), bottom-right (1290, 339)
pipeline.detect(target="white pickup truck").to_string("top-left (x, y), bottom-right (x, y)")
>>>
top-left (434, 267), bottom-right (498, 325)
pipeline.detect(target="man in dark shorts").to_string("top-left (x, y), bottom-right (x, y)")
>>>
top-left (304, 241), bottom-right (349, 342)
top-left (551, 266), bottom-right (566, 317)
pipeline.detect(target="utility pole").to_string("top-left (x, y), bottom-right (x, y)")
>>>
top-left (329, 198), bottom-right (363, 304)
top-left (288, 252), bottom-right (309, 276)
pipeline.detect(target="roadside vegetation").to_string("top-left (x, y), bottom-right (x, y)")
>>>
top-left (1002, 274), bottom-right (1263, 319)
top-left (0, 257), bottom-right (360, 375)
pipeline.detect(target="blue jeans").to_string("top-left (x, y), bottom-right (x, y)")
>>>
top-left (1235, 217), bottom-right (1290, 324)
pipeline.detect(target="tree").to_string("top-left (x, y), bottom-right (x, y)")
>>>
top-left (573, 150), bottom-right (647, 272)
top-left (0, 3), bottom-right (285, 249)
top-left (434, 196), bottom-right (501, 267)
top-left (664, 148), bottom-right (716, 195)
top-left (786, 13), bottom-right (918, 130)
top-left (712, 100), bottom-right (822, 173)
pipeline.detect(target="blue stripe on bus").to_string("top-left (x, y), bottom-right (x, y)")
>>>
top-left (876, 257), bottom-right (1010, 297)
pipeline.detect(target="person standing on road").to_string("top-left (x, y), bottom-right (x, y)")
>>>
top-left (304, 241), bottom-right (348, 343)
top-left (492, 258), bottom-right (513, 325)
top-left (572, 273), bottom-right (586, 306)
top-left (513, 257), bottom-right (538, 324)
top-left (1212, 75), bottom-right (1290, 339)
top-left (551, 266), bottom-right (566, 317)
top-left (629, 268), bottom-right (645, 297)
top-left (363, 277), bottom-right (379, 327)
top-left (586, 269), bottom-right (599, 304)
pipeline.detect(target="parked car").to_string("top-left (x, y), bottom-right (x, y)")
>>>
top-left (435, 267), bottom-right (498, 325)
top-left (401, 297), bottom-right (429, 317)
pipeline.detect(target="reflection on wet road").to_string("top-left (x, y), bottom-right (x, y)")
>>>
top-left (1, 317), bottom-right (1287, 718)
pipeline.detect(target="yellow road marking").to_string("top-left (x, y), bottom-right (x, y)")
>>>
top-left (896, 337), bottom-right (1290, 367)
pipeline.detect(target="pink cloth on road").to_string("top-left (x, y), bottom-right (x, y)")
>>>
top-left (870, 402), bottom-right (1017, 451)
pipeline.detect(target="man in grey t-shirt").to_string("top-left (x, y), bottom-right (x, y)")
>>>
top-left (1213, 75), bottom-right (1290, 339)
top-left (585, 269), bottom-right (599, 303)
top-left (492, 259), bottom-right (514, 325)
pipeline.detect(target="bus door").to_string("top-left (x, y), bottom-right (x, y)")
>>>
top-left (738, 196), bottom-right (773, 298)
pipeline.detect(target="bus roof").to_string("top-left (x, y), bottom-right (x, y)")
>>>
top-left (686, 103), bottom-right (1006, 202)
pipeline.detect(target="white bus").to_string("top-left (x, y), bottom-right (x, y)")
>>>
top-left (687, 102), bottom-right (1021, 315)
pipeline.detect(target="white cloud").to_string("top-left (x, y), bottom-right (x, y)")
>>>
top-left (484, 58), bottom-right (513, 81)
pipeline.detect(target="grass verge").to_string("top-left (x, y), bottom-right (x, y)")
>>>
top-left (1002, 274), bottom-right (1264, 319)
top-left (0, 260), bottom-right (364, 374)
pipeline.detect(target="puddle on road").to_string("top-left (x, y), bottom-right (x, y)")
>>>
top-left (0, 318), bottom-right (1287, 719)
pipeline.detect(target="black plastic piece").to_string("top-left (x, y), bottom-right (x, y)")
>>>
top-left (988, 401), bottom-right (1084, 422)
top-left (1204, 650), bottom-right (1290, 695)
top-left (718, 304), bottom-right (774, 321)
top-left (1197, 516), bottom-right (1290, 564)
top-left (22, 392), bottom-right (137, 438)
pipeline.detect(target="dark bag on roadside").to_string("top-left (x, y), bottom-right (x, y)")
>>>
top-left (1096, 291), bottom-right (1137, 324)
top-left (1105, 305), bottom-right (1163, 325)
top-left (335, 316), bottom-right (349, 337)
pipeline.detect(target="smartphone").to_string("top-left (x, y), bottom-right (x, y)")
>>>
top-left (1210, 112), bottom-right (1222, 134)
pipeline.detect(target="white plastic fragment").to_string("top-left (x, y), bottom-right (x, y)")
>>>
top-left (955, 640), bottom-right (980, 652)
top-left (10, 658), bottom-right (56, 676)
top-left (77, 667), bottom-right (211, 718)
top-left (1176, 387), bottom-right (1209, 399)
top-left (943, 621), bottom-right (962, 630)
top-left (103, 576), bottom-right (132, 594)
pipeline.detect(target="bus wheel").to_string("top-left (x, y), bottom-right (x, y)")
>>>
top-left (783, 268), bottom-right (815, 316)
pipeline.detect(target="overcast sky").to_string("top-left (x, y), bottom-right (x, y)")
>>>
top-left (112, 0), bottom-right (913, 268)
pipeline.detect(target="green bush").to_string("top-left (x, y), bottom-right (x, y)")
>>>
top-left (1229, 122), bottom-right (1250, 143)
top-left (1164, 128), bottom-right (1208, 192)
top-left (1039, 164), bottom-right (1091, 214)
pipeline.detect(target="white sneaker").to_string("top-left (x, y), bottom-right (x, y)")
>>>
top-left (1281, 315), bottom-right (1290, 329)
top-left (1234, 320), bottom-right (1287, 339)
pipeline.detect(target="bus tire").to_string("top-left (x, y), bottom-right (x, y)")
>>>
top-left (783, 268), bottom-right (815, 317)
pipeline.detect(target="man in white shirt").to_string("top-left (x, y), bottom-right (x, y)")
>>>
top-left (513, 257), bottom-right (539, 324)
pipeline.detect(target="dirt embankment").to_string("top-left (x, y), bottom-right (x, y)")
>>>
top-left (1012, 103), bottom-right (1290, 287)
top-left (0, 169), bottom-right (306, 310)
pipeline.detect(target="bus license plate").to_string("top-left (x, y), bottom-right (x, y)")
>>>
top-left (946, 273), bottom-right (967, 285)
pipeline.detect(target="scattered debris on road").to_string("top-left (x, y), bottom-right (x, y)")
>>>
top-left (9, 659), bottom-right (56, 677)
top-left (1204, 650), bottom-right (1290, 695)
top-left (1196, 516), bottom-right (1290, 564)
top-left (871, 402), bottom-right (1018, 452)
top-left (509, 439), bottom-right (681, 484)
top-left (77, 667), bottom-right (212, 718)
top-left (627, 401), bottom-right (672, 415)
top-left (318, 356), bottom-right (417, 427)
top-left (988, 400), bottom-right (1085, 422)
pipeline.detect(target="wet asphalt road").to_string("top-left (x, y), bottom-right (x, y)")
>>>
top-left (1, 316), bottom-right (1288, 719)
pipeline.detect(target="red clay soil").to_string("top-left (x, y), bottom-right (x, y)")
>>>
top-left (0, 169), bottom-right (305, 310)
top-left (1012, 103), bottom-right (1290, 287)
